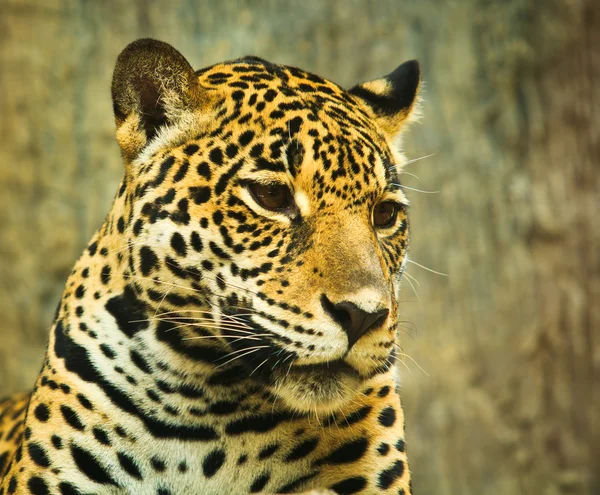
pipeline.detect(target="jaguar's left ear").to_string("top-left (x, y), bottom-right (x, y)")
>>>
top-left (349, 60), bottom-right (421, 139)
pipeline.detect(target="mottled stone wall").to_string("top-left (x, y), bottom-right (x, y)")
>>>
top-left (0, 1), bottom-right (597, 493)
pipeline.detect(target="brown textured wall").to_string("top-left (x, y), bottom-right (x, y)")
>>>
top-left (0, 1), bottom-right (598, 493)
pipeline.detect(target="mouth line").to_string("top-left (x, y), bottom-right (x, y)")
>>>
top-left (287, 359), bottom-right (358, 377)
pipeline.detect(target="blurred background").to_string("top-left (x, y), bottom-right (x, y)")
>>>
top-left (0, 0), bottom-right (598, 493)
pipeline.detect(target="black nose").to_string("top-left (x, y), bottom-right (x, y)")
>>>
top-left (321, 295), bottom-right (389, 349)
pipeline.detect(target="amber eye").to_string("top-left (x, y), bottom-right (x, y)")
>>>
top-left (373, 201), bottom-right (400, 229)
top-left (247, 182), bottom-right (294, 212)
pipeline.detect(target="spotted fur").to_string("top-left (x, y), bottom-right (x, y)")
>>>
top-left (0, 39), bottom-right (421, 494)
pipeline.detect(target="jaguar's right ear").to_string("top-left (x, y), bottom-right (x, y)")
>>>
top-left (111, 39), bottom-right (202, 163)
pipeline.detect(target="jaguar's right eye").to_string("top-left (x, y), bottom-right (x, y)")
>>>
top-left (247, 182), bottom-right (294, 212)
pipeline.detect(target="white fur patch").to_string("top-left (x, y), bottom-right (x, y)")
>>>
top-left (294, 190), bottom-right (311, 217)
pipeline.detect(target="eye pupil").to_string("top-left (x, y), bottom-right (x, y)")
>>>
top-left (249, 183), bottom-right (291, 211)
top-left (373, 201), bottom-right (399, 228)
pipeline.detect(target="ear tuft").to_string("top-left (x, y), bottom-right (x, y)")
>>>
top-left (111, 39), bottom-right (200, 162)
top-left (349, 60), bottom-right (421, 138)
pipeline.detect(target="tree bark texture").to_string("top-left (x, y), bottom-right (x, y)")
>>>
top-left (0, 1), bottom-right (597, 493)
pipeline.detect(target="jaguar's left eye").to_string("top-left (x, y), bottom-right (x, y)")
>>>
top-left (247, 182), bottom-right (294, 212)
top-left (373, 201), bottom-right (401, 229)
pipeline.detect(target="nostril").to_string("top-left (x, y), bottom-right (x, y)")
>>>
top-left (321, 294), bottom-right (389, 349)
top-left (321, 295), bottom-right (352, 328)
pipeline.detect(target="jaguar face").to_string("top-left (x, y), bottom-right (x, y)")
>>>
top-left (112, 40), bottom-right (420, 413)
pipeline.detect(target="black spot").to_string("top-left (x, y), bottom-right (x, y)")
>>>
top-left (51, 435), bottom-right (62, 449)
top-left (225, 412), bottom-right (294, 435)
top-left (378, 385), bottom-right (391, 397)
top-left (7, 476), bottom-right (17, 494)
top-left (74, 285), bottom-right (85, 299)
top-left (250, 143), bottom-right (264, 158)
top-left (250, 472), bottom-right (270, 493)
top-left (115, 426), bottom-right (127, 438)
top-left (341, 405), bottom-right (372, 427)
top-left (77, 394), bottom-right (93, 410)
top-left (196, 161), bottom-right (211, 180)
top-left (378, 406), bottom-right (396, 427)
top-left (189, 186), bottom-right (212, 205)
top-left (395, 438), bottom-right (405, 452)
top-left (100, 344), bottom-right (116, 359)
top-left (208, 241), bottom-right (230, 260)
top-left (215, 158), bottom-right (244, 195)
top-left (202, 449), bottom-right (226, 478)
top-left (117, 452), bottom-right (142, 479)
top-left (190, 231), bottom-right (203, 252)
top-left (101, 265), bottom-right (111, 285)
top-left (258, 443), bottom-right (280, 460)
top-left (212, 210), bottom-right (224, 226)
top-left (70, 444), bottom-right (118, 486)
top-left (209, 147), bottom-right (223, 166)
top-left (58, 482), bottom-right (84, 495)
top-left (130, 349), bottom-right (152, 374)
top-left (88, 241), bottom-right (98, 256)
top-left (168, 233), bottom-right (187, 257)
top-left (315, 437), bottom-right (369, 466)
top-left (173, 161), bottom-right (189, 182)
top-left (27, 443), bottom-right (50, 467)
top-left (171, 197), bottom-right (191, 225)
top-left (239, 130), bottom-right (255, 146)
top-left (27, 476), bottom-right (50, 495)
top-left (330, 476), bottom-right (368, 494)
top-left (178, 461), bottom-right (188, 473)
top-left (183, 143), bottom-right (199, 155)
top-left (0, 451), bottom-right (7, 474)
top-left (226, 143), bottom-right (239, 158)
top-left (60, 405), bottom-right (85, 431)
top-left (133, 219), bottom-right (144, 236)
top-left (105, 285), bottom-right (149, 338)
top-left (139, 246), bottom-right (159, 276)
top-left (92, 427), bottom-right (111, 446)
top-left (264, 89), bottom-right (277, 101)
top-left (276, 472), bottom-right (317, 493)
top-left (378, 460), bottom-right (405, 489)
top-left (208, 401), bottom-right (238, 415)
top-left (34, 403), bottom-right (50, 422)
top-left (285, 437), bottom-right (319, 462)
top-left (150, 456), bottom-right (166, 472)
top-left (377, 443), bottom-right (390, 456)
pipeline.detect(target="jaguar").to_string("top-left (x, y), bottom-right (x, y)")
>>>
top-left (0, 38), bottom-right (421, 494)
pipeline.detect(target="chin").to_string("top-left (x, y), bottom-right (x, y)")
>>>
top-left (271, 361), bottom-right (364, 414)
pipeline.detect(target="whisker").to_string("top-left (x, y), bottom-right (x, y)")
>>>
top-left (390, 354), bottom-right (415, 378)
top-left (182, 333), bottom-right (271, 343)
top-left (392, 184), bottom-right (439, 194)
top-left (397, 171), bottom-right (420, 180)
top-left (403, 271), bottom-right (420, 288)
top-left (402, 272), bottom-right (421, 302)
top-left (407, 259), bottom-right (448, 277)
top-left (249, 357), bottom-right (271, 376)
top-left (214, 347), bottom-right (269, 369)
top-left (403, 153), bottom-right (436, 166)
top-left (392, 345), bottom-right (430, 376)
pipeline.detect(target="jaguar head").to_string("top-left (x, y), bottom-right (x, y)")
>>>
top-left (110, 39), bottom-right (420, 413)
